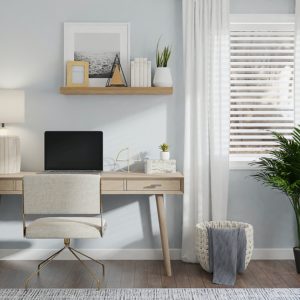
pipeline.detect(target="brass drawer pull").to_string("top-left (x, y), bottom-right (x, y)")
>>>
top-left (144, 184), bottom-right (162, 189)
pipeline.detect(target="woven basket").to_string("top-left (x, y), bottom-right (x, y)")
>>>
top-left (195, 221), bottom-right (254, 273)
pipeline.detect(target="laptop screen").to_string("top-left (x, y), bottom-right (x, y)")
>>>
top-left (44, 131), bottom-right (103, 171)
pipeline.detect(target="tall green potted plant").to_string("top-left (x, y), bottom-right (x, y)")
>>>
top-left (251, 126), bottom-right (300, 272)
top-left (153, 38), bottom-right (172, 87)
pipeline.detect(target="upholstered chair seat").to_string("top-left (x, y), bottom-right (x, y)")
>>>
top-left (25, 217), bottom-right (107, 239)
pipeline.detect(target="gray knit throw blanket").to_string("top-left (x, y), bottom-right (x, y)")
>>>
top-left (207, 227), bottom-right (247, 286)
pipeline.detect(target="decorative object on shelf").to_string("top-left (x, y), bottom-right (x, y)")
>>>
top-left (0, 90), bottom-right (25, 174)
top-left (159, 143), bottom-right (170, 160)
top-left (153, 67), bottom-right (172, 87)
top-left (66, 61), bottom-right (89, 87)
top-left (106, 54), bottom-right (127, 87)
top-left (145, 159), bottom-right (176, 174)
top-left (64, 23), bottom-right (130, 87)
top-left (130, 58), bottom-right (151, 87)
top-left (250, 126), bottom-right (300, 273)
top-left (153, 38), bottom-right (172, 87)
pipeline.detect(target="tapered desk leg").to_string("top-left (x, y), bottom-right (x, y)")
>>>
top-left (156, 194), bottom-right (172, 277)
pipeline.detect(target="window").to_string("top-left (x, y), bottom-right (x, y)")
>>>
top-left (230, 15), bottom-right (295, 164)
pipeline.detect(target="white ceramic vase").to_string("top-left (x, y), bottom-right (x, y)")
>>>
top-left (160, 151), bottom-right (170, 160)
top-left (153, 67), bottom-right (173, 87)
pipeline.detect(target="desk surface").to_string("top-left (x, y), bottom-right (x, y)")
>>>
top-left (0, 171), bottom-right (183, 179)
top-left (0, 172), bottom-right (36, 179)
top-left (101, 171), bottom-right (183, 178)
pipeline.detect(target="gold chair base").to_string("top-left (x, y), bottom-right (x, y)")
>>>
top-left (24, 238), bottom-right (105, 289)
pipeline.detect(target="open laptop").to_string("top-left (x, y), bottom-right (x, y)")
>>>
top-left (44, 131), bottom-right (103, 173)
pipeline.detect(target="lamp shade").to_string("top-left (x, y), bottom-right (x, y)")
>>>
top-left (0, 90), bottom-right (25, 123)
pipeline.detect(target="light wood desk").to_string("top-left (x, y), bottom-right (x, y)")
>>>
top-left (0, 171), bottom-right (184, 276)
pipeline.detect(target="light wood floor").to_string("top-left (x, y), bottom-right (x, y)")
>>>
top-left (0, 260), bottom-right (299, 289)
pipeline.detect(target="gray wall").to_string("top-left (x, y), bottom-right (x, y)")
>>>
top-left (0, 0), bottom-right (297, 252)
top-left (0, 0), bottom-right (184, 251)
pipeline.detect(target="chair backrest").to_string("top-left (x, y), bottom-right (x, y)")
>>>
top-left (23, 174), bottom-right (101, 214)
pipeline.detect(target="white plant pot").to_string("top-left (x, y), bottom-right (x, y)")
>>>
top-left (160, 151), bottom-right (170, 160)
top-left (153, 67), bottom-right (173, 87)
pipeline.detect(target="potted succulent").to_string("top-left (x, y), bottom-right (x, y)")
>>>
top-left (159, 143), bottom-right (170, 160)
top-left (153, 38), bottom-right (172, 87)
top-left (251, 126), bottom-right (300, 272)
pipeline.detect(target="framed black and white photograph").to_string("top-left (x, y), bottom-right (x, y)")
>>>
top-left (64, 23), bottom-right (130, 87)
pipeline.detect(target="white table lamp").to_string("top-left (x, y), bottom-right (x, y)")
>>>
top-left (0, 90), bottom-right (25, 173)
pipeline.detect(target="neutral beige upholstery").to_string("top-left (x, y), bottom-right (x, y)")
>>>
top-left (26, 217), bottom-right (107, 239)
top-left (23, 174), bottom-right (101, 214)
top-left (23, 174), bottom-right (106, 239)
top-left (22, 174), bottom-right (106, 289)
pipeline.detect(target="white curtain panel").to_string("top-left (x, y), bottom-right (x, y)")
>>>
top-left (182, 0), bottom-right (230, 262)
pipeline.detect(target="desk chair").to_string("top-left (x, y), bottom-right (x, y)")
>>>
top-left (22, 174), bottom-right (106, 289)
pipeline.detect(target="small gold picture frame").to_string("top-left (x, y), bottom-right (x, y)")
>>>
top-left (66, 61), bottom-right (89, 87)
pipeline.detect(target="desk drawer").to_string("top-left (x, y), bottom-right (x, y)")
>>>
top-left (0, 179), bottom-right (14, 191)
top-left (127, 179), bottom-right (180, 191)
top-left (101, 179), bottom-right (124, 191)
top-left (15, 180), bottom-right (23, 191)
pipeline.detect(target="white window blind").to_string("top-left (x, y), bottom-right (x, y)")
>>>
top-left (230, 16), bottom-right (295, 162)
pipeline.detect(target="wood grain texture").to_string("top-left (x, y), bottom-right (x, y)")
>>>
top-left (101, 179), bottom-right (124, 191)
top-left (127, 179), bottom-right (180, 191)
top-left (147, 260), bottom-right (162, 288)
top-left (0, 172), bottom-right (35, 179)
top-left (60, 87), bottom-right (173, 95)
top-left (0, 179), bottom-right (25, 195)
top-left (0, 171), bottom-right (183, 180)
top-left (0, 171), bottom-right (184, 195)
top-left (156, 194), bottom-right (172, 277)
top-left (102, 172), bottom-right (183, 179)
top-left (0, 260), bottom-right (298, 289)
top-left (66, 61), bottom-right (89, 87)
top-left (134, 261), bottom-right (148, 288)
top-left (0, 180), bottom-right (14, 191)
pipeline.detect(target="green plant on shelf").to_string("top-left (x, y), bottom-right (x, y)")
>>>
top-left (156, 38), bottom-right (171, 68)
top-left (159, 143), bottom-right (169, 152)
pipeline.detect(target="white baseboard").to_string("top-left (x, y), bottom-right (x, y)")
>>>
top-left (0, 248), bottom-right (294, 260)
top-left (252, 248), bottom-right (294, 260)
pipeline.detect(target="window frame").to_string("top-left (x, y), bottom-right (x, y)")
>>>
top-left (229, 14), bottom-right (296, 170)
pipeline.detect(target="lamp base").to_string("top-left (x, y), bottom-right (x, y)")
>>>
top-left (0, 136), bottom-right (21, 174)
top-left (0, 124), bottom-right (8, 136)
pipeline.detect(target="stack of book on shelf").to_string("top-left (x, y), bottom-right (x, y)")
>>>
top-left (131, 58), bottom-right (151, 87)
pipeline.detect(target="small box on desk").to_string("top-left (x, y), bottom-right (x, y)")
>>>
top-left (145, 160), bottom-right (176, 174)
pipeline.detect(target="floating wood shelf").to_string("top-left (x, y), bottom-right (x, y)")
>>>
top-left (60, 86), bottom-right (173, 95)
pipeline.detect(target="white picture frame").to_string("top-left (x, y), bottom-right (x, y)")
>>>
top-left (64, 23), bottom-right (130, 87)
